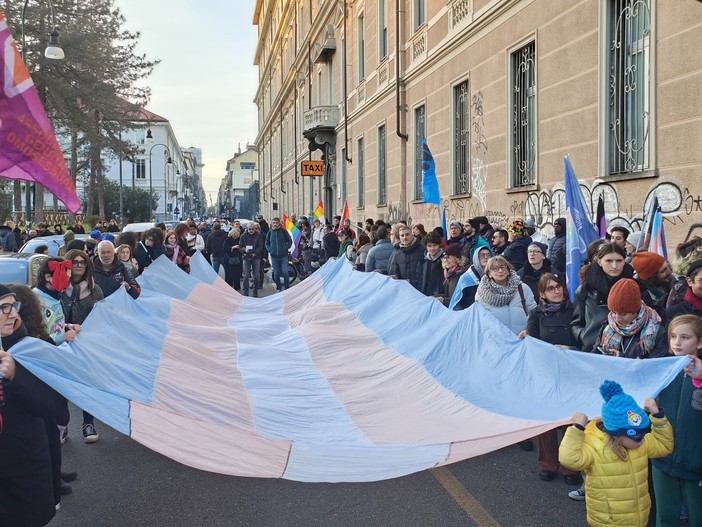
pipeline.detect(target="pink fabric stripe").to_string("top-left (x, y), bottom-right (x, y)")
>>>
top-left (281, 274), bottom-right (325, 318)
top-left (130, 402), bottom-right (291, 477)
top-left (295, 305), bottom-right (549, 445)
top-left (441, 419), bottom-right (571, 465)
top-left (187, 282), bottom-right (242, 319)
top-left (151, 299), bottom-right (255, 430)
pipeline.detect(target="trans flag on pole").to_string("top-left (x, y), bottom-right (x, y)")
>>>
top-left (0, 12), bottom-right (80, 213)
top-left (282, 214), bottom-right (302, 258)
top-left (9, 253), bottom-right (687, 483)
top-left (421, 137), bottom-right (441, 205)
top-left (564, 156), bottom-right (599, 302)
top-left (637, 195), bottom-right (668, 260)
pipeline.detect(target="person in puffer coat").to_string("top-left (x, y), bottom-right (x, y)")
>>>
top-left (387, 225), bottom-right (425, 291)
top-left (559, 380), bottom-right (673, 527)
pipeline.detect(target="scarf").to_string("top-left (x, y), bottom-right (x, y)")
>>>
top-left (599, 303), bottom-right (661, 358)
top-left (165, 243), bottom-right (181, 263)
top-left (539, 298), bottom-right (569, 316)
top-left (684, 287), bottom-right (702, 312)
top-left (475, 270), bottom-right (521, 307)
top-left (444, 265), bottom-right (460, 280)
top-left (47, 259), bottom-right (72, 292)
top-left (583, 262), bottom-right (634, 302)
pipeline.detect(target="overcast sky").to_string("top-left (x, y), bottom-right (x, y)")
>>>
top-left (118, 1), bottom-right (260, 205)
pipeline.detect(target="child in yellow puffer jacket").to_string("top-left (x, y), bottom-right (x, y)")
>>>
top-left (559, 380), bottom-right (674, 527)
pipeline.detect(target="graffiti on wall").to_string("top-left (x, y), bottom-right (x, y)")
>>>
top-left (470, 92), bottom-right (488, 210)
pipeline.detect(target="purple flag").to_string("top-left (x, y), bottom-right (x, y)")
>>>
top-left (0, 12), bottom-right (80, 213)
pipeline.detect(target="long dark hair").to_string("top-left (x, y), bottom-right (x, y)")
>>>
top-left (7, 284), bottom-right (51, 341)
top-left (64, 249), bottom-right (97, 293)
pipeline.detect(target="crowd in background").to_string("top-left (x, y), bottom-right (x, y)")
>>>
top-left (2, 210), bottom-right (702, 526)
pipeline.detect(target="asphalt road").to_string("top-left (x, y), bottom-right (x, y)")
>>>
top-left (53, 405), bottom-right (587, 526)
top-left (51, 271), bottom-right (588, 527)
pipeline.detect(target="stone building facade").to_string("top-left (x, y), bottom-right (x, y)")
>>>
top-left (253, 0), bottom-right (702, 246)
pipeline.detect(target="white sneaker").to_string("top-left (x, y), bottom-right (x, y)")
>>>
top-left (568, 487), bottom-right (585, 501)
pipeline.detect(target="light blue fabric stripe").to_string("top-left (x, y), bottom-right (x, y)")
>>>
top-left (231, 293), bottom-right (371, 445)
top-left (284, 442), bottom-right (448, 482)
top-left (316, 258), bottom-right (688, 421)
top-left (11, 282), bottom-right (172, 434)
top-left (189, 251), bottom-right (220, 284)
top-left (137, 255), bottom-right (200, 300)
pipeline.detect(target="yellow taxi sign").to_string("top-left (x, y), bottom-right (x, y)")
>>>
top-left (301, 160), bottom-right (324, 176)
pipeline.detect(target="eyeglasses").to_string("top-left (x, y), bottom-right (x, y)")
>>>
top-left (490, 265), bottom-right (508, 272)
top-left (0, 301), bottom-right (21, 314)
top-left (72, 260), bottom-right (87, 268)
top-left (527, 250), bottom-right (543, 255)
top-left (546, 284), bottom-right (563, 293)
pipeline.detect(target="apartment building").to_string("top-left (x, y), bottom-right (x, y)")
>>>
top-left (253, 0), bottom-right (702, 244)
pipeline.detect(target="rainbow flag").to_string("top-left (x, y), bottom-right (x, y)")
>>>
top-left (0, 12), bottom-right (80, 213)
top-left (312, 201), bottom-right (324, 223)
top-left (283, 214), bottom-right (302, 258)
top-left (10, 253), bottom-right (687, 483)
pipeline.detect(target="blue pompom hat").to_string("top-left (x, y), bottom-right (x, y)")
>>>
top-left (600, 380), bottom-right (651, 438)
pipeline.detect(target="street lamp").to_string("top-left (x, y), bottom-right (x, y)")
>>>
top-left (20, 0), bottom-right (65, 230)
top-left (148, 143), bottom-right (171, 221)
top-left (116, 106), bottom-right (153, 222)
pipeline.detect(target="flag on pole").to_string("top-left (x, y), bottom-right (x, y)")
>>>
top-left (0, 13), bottom-right (81, 213)
top-left (337, 200), bottom-right (350, 234)
top-left (564, 156), bottom-right (600, 302)
top-left (441, 207), bottom-right (448, 242)
top-left (312, 201), bottom-right (324, 223)
top-left (421, 138), bottom-right (441, 205)
top-left (596, 195), bottom-right (608, 238)
top-left (283, 214), bottom-right (302, 258)
top-left (637, 195), bottom-right (668, 259)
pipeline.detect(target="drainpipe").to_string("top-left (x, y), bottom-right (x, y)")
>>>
top-left (396, 0), bottom-right (408, 220)
top-left (343, 0), bottom-right (352, 163)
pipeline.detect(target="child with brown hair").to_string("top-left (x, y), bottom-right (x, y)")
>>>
top-left (559, 380), bottom-right (673, 527)
top-left (652, 314), bottom-right (702, 526)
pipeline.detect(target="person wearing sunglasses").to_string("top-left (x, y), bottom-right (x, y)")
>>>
top-left (560, 380), bottom-right (672, 527)
top-left (518, 273), bottom-right (581, 486)
top-left (61, 250), bottom-right (105, 444)
top-left (0, 284), bottom-right (65, 526)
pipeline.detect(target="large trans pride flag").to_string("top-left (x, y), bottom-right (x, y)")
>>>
top-left (10, 253), bottom-right (687, 482)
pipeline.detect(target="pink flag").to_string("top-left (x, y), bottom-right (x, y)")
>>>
top-left (0, 12), bottom-right (80, 214)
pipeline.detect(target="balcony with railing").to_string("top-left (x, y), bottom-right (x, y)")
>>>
top-left (303, 106), bottom-right (340, 134)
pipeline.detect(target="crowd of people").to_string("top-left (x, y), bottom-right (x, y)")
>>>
top-left (1, 211), bottom-right (702, 526)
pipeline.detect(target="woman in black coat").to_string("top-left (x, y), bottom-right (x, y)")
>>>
top-left (222, 228), bottom-right (244, 290)
top-left (520, 273), bottom-right (581, 486)
top-left (0, 284), bottom-right (65, 526)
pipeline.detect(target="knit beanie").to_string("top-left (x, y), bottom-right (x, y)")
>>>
top-left (0, 284), bottom-right (17, 300)
top-left (63, 230), bottom-right (75, 242)
top-left (607, 278), bottom-right (641, 314)
top-left (631, 251), bottom-right (665, 281)
top-left (600, 380), bottom-right (651, 437)
top-left (467, 218), bottom-right (481, 231)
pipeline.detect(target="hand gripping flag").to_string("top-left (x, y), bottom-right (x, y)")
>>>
top-left (421, 137), bottom-right (441, 204)
top-left (564, 156), bottom-right (599, 302)
top-left (0, 12), bottom-right (80, 213)
top-left (9, 253), bottom-right (688, 483)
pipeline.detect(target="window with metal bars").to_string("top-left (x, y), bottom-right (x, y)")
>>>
top-left (453, 80), bottom-right (470, 195)
top-left (510, 41), bottom-right (536, 188)
top-left (414, 105), bottom-right (425, 200)
top-left (607, 0), bottom-right (651, 175)
top-left (378, 125), bottom-right (386, 204)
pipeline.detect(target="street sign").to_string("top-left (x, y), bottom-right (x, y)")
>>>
top-left (301, 160), bottom-right (324, 177)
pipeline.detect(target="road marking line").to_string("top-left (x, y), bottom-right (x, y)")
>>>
top-left (430, 467), bottom-right (502, 527)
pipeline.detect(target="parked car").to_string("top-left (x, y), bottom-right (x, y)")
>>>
top-left (19, 234), bottom-right (89, 256)
top-left (0, 253), bottom-right (49, 286)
